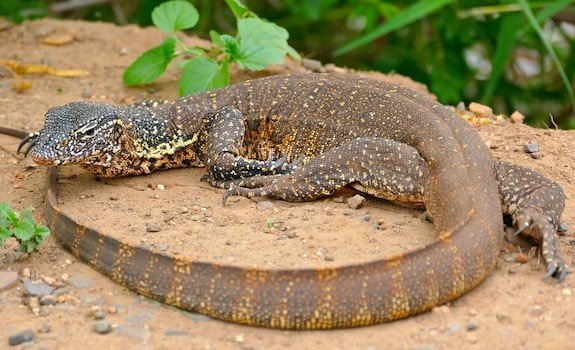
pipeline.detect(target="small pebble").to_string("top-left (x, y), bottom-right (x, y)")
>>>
top-left (40, 33), bottom-right (74, 45)
top-left (39, 321), bottom-right (51, 333)
top-left (342, 208), bottom-right (354, 216)
top-left (510, 111), bottom-right (525, 124)
top-left (28, 296), bottom-right (40, 315)
top-left (93, 320), bottom-right (113, 334)
top-left (24, 280), bottom-right (54, 296)
top-left (558, 222), bottom-right (568, 233)
top-left (466, 322), bottom-right (478, 331)
top-left (469, 102), bottom-right (493, 119)
top-left (361, 213), bottom-right (372, 222)
top-left (92, 308), bottom-right (106, 320)
top-left (0, 271), bottom-right (18, 291)
top-left (8, 329), bottom-right (35, 346)
top-left (81, 88), bottom-right (91, 98)
top-left (146, 225), bottom-right (161, 233)
top-left (301, 58), bottom-right (323, 71)
top-left (332, 196), bottom-right (344, 203)
top-left (446, 321), bottom-right (460, 333)
top-left (523, 142), bottom-right (539, 154)
top-left (39, 294), bottom-right (58, 306)
top-left (347, 194), bottom-right (366, 209)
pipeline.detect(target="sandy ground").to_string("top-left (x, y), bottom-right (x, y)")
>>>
top-left (1, 19), bottom-right (574, 350)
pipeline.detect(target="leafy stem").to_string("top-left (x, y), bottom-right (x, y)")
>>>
top-left (123, 0), bottom-right (299, 96)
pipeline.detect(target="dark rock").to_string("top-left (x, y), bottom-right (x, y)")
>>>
top-left (523, 143), bottom-right (539, 154)
top-left (466, 322), bottom-right (479, 331)
top-left (361, 213), bottom-right (372, 222)
top-left (23, 280), bottom-right (54, 296)
top-left (93, 320), bottom-right (113, 334)
top-left (8, 329), bottom-right (35, 345)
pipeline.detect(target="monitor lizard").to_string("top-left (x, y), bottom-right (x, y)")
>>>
top-left (12, 73), bottom-right (567, 329)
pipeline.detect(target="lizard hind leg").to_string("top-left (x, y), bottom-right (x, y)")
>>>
top-left (224, 136), bottom-right (428, 205)
top-left (494, 160), bottom-right (568, 281)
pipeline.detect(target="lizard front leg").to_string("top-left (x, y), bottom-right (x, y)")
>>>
top-left (204, 106), bottom-right (298, 187)
top-left (224, 136), bottom-right (426, 205)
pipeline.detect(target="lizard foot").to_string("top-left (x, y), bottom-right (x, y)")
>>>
top-left (513, 207), bottom-right (568, 282)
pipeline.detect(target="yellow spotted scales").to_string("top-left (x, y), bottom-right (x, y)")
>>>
top-left (18, 73), bottom-right (566, 329)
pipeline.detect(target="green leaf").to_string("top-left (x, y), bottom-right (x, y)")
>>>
top-left (237, 18), bottom-right (289, 70)
top-left (123, 37), bottom-right (176, 86)
top-left (481, 13), bottom-right (522, 103)
top-left (535, 0), bottom-right (574, 22)
top-left (12, 220), bottom-right (35, 241)
top-left (0, 202), bottom-right (19, 227)
top-left (0, 227), bottom-right (10, 241)
top-left (179, 58), bottom-right (228, 95)
top-left (334, 0), bottom-right (453, 56)
top-left (517, 0), bottom-right (575, 116)
top-left (221, 34), bottom-right (240, 58)
top-left (209, 30), bottom-right (224, 46)
top-left (224, 0), bottom-right (253, 19)
top-left (152, 0), bottom-right (199, 34)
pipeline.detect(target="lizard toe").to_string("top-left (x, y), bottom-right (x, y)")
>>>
top-left (513, 207), bottom-right (568, 282)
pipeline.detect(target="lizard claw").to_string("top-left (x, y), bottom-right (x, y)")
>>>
top-left (17, 132), bottom-right (40, 156)
top-left (267, 154), bottom-right (287, 172)
top-left (513, 207), bottom-right (568, 282)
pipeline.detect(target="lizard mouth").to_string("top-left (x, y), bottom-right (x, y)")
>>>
top-left (31, 155), bottom-right (62, 166)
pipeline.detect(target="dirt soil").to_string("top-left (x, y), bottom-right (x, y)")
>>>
top-left (1, 19), bottom-right (574, 350)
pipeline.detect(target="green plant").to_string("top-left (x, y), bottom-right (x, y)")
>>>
top-left (329, 0), bottom-right (574, 128)
top-left (123, 0), bottom-right (299, 95)
top-left (0, 202), bottom-right (50, 253)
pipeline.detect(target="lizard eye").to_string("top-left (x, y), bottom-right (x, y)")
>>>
top-left (76, 122), bottom-right (97, 137)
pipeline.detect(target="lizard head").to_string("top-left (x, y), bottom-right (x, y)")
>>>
top-left (29, 101), bottom-right (129, 167)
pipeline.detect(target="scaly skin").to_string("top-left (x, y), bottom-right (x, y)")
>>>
top-left (12, 73), bottom-right (567, 329)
